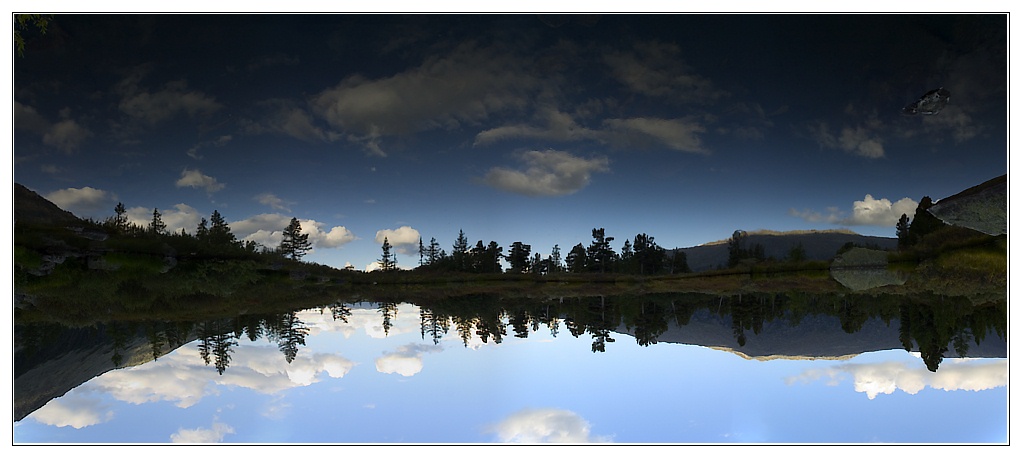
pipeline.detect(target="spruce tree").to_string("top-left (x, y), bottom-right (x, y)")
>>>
top-left (149, 208), bottom-right (167, 235)
top-left (279, 217), bottom-right (312, 260)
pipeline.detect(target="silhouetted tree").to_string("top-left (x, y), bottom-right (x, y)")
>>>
top-left (566, 243), bottom-right (587, 273)
top-left (907, 197), bottom-right (947, 246)
top-left (452, 229), bottom-right (469, 271)
top-left (418, 237), bottom-right (425, 266)
top-left (279, 217), bottom-right (312, 260)
top-left (379, 237), bottom-right (397, 271)
top-left (426, 237), bottom-right (442, 265)
top-left (727, 230), bottom-right (747, 268)
top-left (207, 210), bottom-right (237, 247)
top-left (587, 228), bottom-right (616, 273)
top-left (149, 208), bottom-right (167, 235)
top-left (549, 244), bottom-right (562, 273)
top-left (667, 249), bottom-right (689, 274)
top-left (507, 241), bottom-right (532, 273)
top-left (632, 233), bottom-right (665, 275)
top-left (896, 213), bottom-right (911, 249)
top-left (113, 202), bottom-right (128, 233)
top-left (196, 217), bottom-right (210, 242)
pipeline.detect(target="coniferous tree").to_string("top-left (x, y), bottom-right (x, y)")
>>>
top-left (196, 217), bottom-right (210, 242)
top-left (418, 237), bottom-right (425, 266)
top-left (452, 229), bottom-right (469, 271)
top-left (427, 237), bottom-right (441, 265)
top-left (484, 241), bottom-right (503, 273)
top-left (586, 228), bottom-right (615, 273)
top-left (149, 208), bottom-right (167, 235)
top-left (906, 197), bottom-right (947, 246)
top-left (279, 217), bottom-right (312, 260)
top-left (208, 210), bottom-right (237, 247)
top-left (896, 213), bottom-right (912, 249)
top-left (507, 241), bottom-right (532, 273)
top-left (727, 230), bottom-right (748, 268)
top-left (379, 237), bottom-right (397, 271)
top-left (113, 202), bottom-right (128, 233)
top-left (566, 243), bottom-right (588, 273)
top-left (667, 248), bottom-right (689, 274)
top-left (549, 244), bottom-right (562, 273)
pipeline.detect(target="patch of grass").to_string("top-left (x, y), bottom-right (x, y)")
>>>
top-left (13, 245), bottom-right (43, 269)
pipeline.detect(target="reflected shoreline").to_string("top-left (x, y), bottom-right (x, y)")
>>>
top-left (14, 290), bottom-right (1007, 423)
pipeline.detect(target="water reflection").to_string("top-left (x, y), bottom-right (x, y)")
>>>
top-left (13, 291), bottom-right (1007, 443)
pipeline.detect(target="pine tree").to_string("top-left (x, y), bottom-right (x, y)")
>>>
top-left (208, 210), bottom-right (237, 247)
top-left (586, 228), bottom-right (615, 273)
top-left (418, 237), bottom-right (425, 266)
top-left (379, 237), bottom-right (397, 271)
top-left (896, 213), bottom-right (911, 249)
top-left (113, 202), bottom-right (128, 233)
top-left (507, 241), bottom-right (532, 273)
top-left (452, 229), bottom-right (469, 271)
top-left (149, 208), bottom-right (167, 235)
top-left (196, 217), bottom-right (210, 242)
top-left (279, 217), bottom-right (312, 260)
top-left (549, 244), bottom-right (562, 273)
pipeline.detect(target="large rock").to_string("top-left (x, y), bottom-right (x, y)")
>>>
top-left (830, 248), bottom-right (907, 291)
top-left (928, 175), bottom-right (1007, 236)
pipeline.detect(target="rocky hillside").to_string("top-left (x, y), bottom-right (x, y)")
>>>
top-left (678, 230), bottom-right (898, 272)
top-left (14, 183), bottom-right (81, 225)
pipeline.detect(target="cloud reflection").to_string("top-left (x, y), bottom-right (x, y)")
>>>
top-left (786, 358), bottom-right (1007, 399)
top-left (487, 408), bottom-right (611, 443)
top-left (376, 344), bottom-right (442, 377)
top-left (82, 343), bottom-right (354, 411)
top-left (170, 420), bottom-right (235, 443)
top-left (27, 396), bottom-right (113, 429)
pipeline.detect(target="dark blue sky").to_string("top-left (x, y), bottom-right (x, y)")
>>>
top-left (11, 14), bottom-right (1008, 269)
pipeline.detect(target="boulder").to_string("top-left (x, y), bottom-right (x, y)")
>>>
top-left (927, 175), bottom-right (1007, 236)
top-left (830, 248), bottom-right (907, 291)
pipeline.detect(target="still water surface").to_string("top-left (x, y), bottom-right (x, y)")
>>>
top-left (13, 299), bottom-right (1007, 444)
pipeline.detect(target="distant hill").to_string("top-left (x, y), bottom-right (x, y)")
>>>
top-left (677, 230), bottom-right (898, 272)
top-left (13, 183), bottom-right (81, 225)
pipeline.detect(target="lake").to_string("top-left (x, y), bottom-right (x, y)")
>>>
top-left (12, 291), bottom-right (1007, 444)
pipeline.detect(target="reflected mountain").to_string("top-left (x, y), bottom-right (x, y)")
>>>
top-left (14, 291), bottom-right (1005, 422)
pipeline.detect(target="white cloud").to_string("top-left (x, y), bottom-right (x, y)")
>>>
top-left (474, 106), bottom-right (600, 146)
top-left (170, 421), bottom-right (235, 443)
top-left (27, 397), bottom-right (113, 429)
top-left (176, 168), bottom-right (225, 193)
top-left (811, 121), bottom-right (885, 158)
top-left (232, 213), bottom-right (356, 250)
top-left (312, 43), bottom-right (538, 156)
top-left (482, 150), bottom-right (609, 197)
top-left (474, 106), bottom-right (710, 154)
top-left (245, 99), bottom-right (341, 144)
top-left (42, 119), bottom-right (92, 153)
top-left (255, 193), bottom-right (293, 212)
top-left (602, 117), bottom-right (709, 153)
top-left (14, 101), bottom-right (92, 153)
top-left (44, 186), bottom-right (117, 218)
top-left (375, 226), bottom-right (422, 255)
top-left (126, 203), bottom-right (202, 235)
top-left (790, 195), bottom-right (918, 227)
top-left (375, 344), bottom-right (440, 377)
top-left (117, 70), bottom-right (222, 124)
top-left (604, 41), bottom-right (726, 103)
top-left (786, 358), bottom-right (1006, 400)
top-left (487, 408), bottom-right (611, 443)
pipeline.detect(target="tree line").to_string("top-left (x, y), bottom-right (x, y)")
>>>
top-left (100, 203), bottom-right (313, 261)
top-left (380, 227), bottom-right (690, 276)
top-left (96, 192), bottom-right (959, 275)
